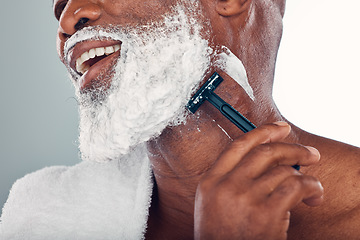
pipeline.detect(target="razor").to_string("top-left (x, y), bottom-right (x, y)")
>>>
top-left (186, 72), bottom-right (300, 170)
top-left (187, 72), bottom-right (256, 133)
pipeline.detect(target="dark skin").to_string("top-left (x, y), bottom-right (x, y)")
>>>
top-left (55, 0), bottom-right (360, 239)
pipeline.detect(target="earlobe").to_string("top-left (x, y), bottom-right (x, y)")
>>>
top-left (215, 0), bottom-right (249, 17)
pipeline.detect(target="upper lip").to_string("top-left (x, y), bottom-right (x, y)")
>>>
top-left (67, 39), bottom-right (122, 75)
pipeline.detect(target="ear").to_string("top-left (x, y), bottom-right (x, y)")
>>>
top-left (215, 0), bottom-right (250, 17)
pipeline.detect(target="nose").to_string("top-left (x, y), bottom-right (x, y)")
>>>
top-left (59, 1), bottom-right (102, 37)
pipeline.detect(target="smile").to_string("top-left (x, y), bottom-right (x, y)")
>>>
top-left (67, 40), bottom-right (122, 91)
top-left (76, 44), bottom-right (121, 75)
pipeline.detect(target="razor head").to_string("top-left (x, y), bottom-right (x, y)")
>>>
top-left (186, 72), bottom-right (224, 113)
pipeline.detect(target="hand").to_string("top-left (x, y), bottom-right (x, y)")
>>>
top-left (194, 122), bottom-right (324, 240)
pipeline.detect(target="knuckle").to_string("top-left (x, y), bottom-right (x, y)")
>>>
top-left (259, 124), bottom-right (275, 133)
top-left (272, 165), bottom-right (299, 176)
top-left (223, 138), bottom-right (250, 156)
top-left (232, 124), bottom-right (273, 145)
top-left (275, 175), bottom-right (322, 199)
top-left (229, 123), bottom-right (283, 155)
top-left (252, 144), bottom-right (275, 157)
top-left (198, 177), bottom-right (238, 204)
top-left (252, 126), bottom-right (273, 142)
top-left (258, 123), bottom-right (281, 136)
top-left (277, 175), bottom-right (303, 195)
top-left (302, 175), bottom-right (322, 189)
top-left (289, 176), bottom-right (304, 190)
top-left (230, 137), bottom-right (251, 151)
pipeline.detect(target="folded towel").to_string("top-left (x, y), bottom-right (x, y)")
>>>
top-left (0, 144), bottom-right (153, 240)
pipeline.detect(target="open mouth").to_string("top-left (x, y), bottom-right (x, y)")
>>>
top-left (66, 40), bottom-right (122, 92)
top-left (75, 44), bottom-right (121, 75)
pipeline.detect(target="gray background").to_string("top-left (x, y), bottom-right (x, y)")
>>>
top-left (1, 0), bottom-right (359, 215)
top-left (0, 1), bottom-right (79, 214)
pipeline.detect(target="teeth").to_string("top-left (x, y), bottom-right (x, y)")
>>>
top-left (88, 48), bottom-right (96, 58)
top-left (95, 47), bottom-right (105, 56)
top-left (105, 46), bottom-right (114, 55)
top-left (75, 44), bottom-right (120, 75)
top-left (80, 51), bottom-right (90, 62)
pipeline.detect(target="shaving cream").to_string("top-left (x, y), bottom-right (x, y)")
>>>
top-left (63, 3), bottom-right (254, 162)
top-left (216, 46), bottom-right (255, 100)
top-left (65, 4), bottom-right (212, 162)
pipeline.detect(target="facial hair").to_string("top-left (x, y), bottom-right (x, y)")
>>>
top-left (64, 4), bottom-right (212, 162)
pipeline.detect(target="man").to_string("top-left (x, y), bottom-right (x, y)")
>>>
top-left (1, 0), bottom-right (359, 239)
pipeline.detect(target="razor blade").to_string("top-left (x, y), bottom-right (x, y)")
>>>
top-left (187, 72), bottom-right (256, 133)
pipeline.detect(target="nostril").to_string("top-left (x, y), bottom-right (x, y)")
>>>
top-left (62, 32), bottom-right (72, 39)
top-left (74, 18), bottom-right (89, 31)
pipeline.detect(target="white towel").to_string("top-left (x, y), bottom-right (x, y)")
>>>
top-left (0, 144), bottom-right (153, 240)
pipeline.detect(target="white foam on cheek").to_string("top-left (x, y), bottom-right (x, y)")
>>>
top-left (216, 47), bottom-right (255, 101)
top-left (71, 5), bottom-right (212, 162)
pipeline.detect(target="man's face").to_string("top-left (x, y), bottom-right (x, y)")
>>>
top-left (54, 0), bottom-right (213, 161)
top-left (55, 0), bottom-right (179, 92)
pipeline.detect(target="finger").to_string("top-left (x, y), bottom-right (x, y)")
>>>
top-left (268, 175), bottom-right (324, 212)
top-left (252, 165), bottom-right (302, 197)
top-left (209, 122), bottom-right (291, 176)
top-left (235, 143), bottom-right (320, 179)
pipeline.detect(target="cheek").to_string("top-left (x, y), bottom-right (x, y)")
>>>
top-left (102, 0), bottom-right (174, 25)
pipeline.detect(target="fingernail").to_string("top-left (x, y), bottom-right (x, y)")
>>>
top-left (305, 146), bottom-right (321, 160)
top-left (273, 121), bottom-right (289, 127)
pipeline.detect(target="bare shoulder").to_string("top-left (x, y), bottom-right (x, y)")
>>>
top-left (289, 136), bottom-right (360, 239)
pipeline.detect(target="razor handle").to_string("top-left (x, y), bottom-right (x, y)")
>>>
top-left (204, 90), bottom-right (256, 133)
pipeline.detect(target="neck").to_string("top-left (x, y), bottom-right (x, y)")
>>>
top-left (144, 72), bottom-right (303, 238)
top-left (145, 105), bottom-right (238, 239)
top-left (145, 173), bottom-right (197, 239)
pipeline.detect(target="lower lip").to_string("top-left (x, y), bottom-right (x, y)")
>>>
top-left (79, 50), bottom-right (121, 92)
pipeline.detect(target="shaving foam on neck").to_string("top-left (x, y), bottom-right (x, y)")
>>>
top-left (216, 46), bottom-right (255, 100)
